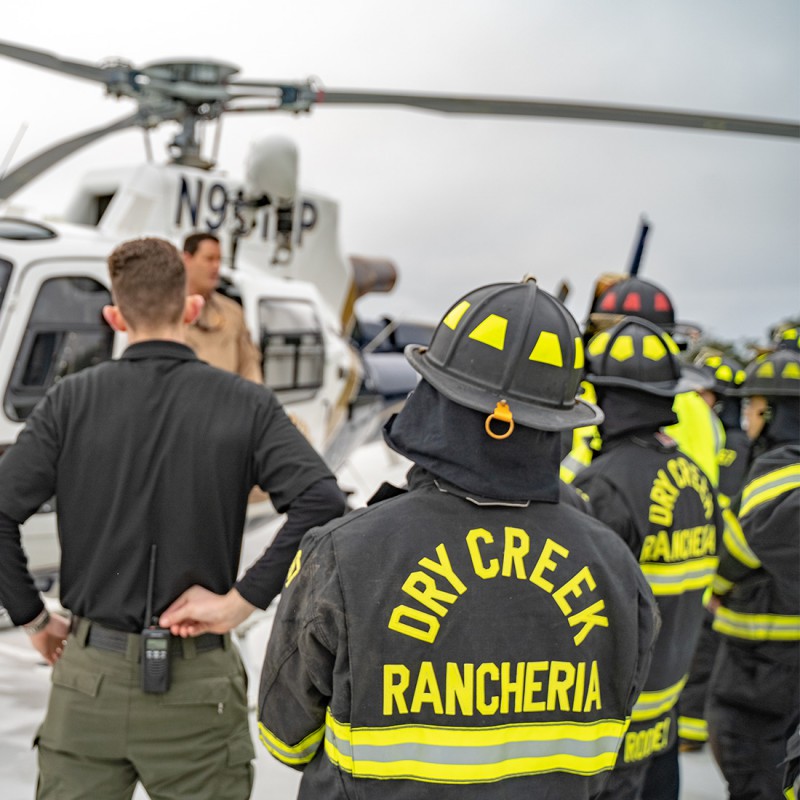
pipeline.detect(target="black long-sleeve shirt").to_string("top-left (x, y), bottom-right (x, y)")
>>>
top-left (0, 340), bottom-right (345, 631)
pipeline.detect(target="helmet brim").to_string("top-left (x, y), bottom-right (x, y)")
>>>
top-left (587, 363), bottom-right (714, 397)
top-left (406, 344), bottom-right (604, 432)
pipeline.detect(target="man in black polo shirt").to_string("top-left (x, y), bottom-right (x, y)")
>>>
top-left (0, 237), bottom-right (345, 799)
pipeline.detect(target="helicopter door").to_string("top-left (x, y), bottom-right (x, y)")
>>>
top-left (0, 261), bottom-right (113, 443)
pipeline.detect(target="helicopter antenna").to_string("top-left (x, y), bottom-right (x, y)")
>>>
top-left (0, 122), bottom-right (28, 181)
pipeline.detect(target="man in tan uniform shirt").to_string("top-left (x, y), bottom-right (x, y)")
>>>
top-left (182, 232), bottom-right (263, 383)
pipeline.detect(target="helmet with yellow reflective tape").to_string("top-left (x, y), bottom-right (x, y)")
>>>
top-left (586, 317), bottom-right (712, 397)
top-left (692, 350), bottom-right (747, 397)
top-left (738, 349), bottom-right (800, 398)
top-left (772, 322), bottom-right (800, 352)
top-left (405, 279), bottom-right (603, 432)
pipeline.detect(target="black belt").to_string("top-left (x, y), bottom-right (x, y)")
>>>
top-left (80, 620), bottom-right (224, 658)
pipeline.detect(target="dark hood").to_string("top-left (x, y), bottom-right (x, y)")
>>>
top-left (594, 386), bottom-right (678, 441)
top-left (383, 379), bottom-right (561, 503)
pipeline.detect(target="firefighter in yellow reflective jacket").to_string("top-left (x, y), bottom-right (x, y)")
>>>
top-left (573, 318), bottom-right (722, 800)
top-left (706, 348), bottom-right (800, 800)
top-left (258, 279), bottom-right (659, 799)
top-left (562, 276), bottom-right (722, 487)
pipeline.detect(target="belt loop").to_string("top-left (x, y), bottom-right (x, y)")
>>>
top-left (221, 633), bottom-right (231, 651)
top-left (181, 636), bottom-right (197, 660)
top-left (72, 617), bottom-right (90, 648)
top-left (126, 633), bottom-right (140, 663)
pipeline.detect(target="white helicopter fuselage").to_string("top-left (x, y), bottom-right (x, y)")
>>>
top-left (0, 160), bottom-right (407, 580)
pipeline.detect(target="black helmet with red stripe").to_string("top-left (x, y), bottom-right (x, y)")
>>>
top-left (585, 276), bottom-right (701, 345)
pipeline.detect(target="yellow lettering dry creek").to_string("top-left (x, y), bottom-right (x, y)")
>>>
top-left (388, 526), bottom-right (609, 647)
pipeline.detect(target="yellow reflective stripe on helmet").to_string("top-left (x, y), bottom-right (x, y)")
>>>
top-left (722, 508), bottom-right (761, 570)
top-left (443, 301), bottom-right (470, 330)
top-left (258, 721), bottom-right (325, 765)
top-left (323, 709), bottom-right (628, 783)
top-left (574, 338), bottom-right (585, 369)
top-left (678, 715), bottom-right (709, 743)
top-left (712, 607), bottom-right (800, 641)
top-left (529, 330), bottom-right (563, 367)
top-left (469, 314), bottom-right (507, 350)
top-left (631, 676), bottom-right (688, 722)
top-left (739, 464), bottom-right (800, 519)
top-left (642, 335), bottom-right (668, 361)
top-left (609, 335), bottom-right (634, 362)
top-left (639, 557), bottom-right (718, 596)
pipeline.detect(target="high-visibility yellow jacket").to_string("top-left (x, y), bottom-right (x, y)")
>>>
top-left (258, 467), bottom-right (659, 799)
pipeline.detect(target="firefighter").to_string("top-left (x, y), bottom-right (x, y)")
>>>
top-left (563, 275), bottom-right (720, 487)
top-left (678, 351), bottom-right (750, 751)
top-left (705, 347), bottom-right (800, 800)
top-left (573, 318), bottom-right (721, 800)
top-left (258, 279), bottom-right (659, 799)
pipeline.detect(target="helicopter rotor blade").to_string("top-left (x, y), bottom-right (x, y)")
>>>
top-left (0, 40), bottom-right (113, 85)
top-left (311, 89), bottom-right (800, 140)
top-left (0, 113), bottom-right (143, 202)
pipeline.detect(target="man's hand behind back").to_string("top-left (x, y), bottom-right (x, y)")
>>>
top-left (159, 586), bottom-right (256, 637)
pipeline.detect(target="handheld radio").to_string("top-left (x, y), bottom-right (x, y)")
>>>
top-left (141, 544), bottom-right (171, 693)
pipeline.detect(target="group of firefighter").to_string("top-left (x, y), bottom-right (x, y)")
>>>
top-left (256, 272), bottom-right (799, 800)
top-left (558, 275), bottom-right (800, 799)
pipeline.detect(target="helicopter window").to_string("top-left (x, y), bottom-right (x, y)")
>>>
top-left (5, 277), bottom-right (114, 421)
top-left (0, 218), bottom-right (57, 240)
top-left (0, 259), bottom-right (11, 312)
top-left (258, 299), bottom-right (324, 401)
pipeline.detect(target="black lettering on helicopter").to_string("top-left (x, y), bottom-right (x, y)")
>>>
top-left (175, 176), bottom-right (318, 240)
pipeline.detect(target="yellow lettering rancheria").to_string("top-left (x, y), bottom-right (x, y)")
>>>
top-left (383, 660), bottom-right (603, 717)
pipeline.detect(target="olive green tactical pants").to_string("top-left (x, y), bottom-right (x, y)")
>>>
top-left (35, 621), bottom-right (254, 800)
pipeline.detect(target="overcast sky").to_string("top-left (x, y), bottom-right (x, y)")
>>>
top-left (1, 1), bottom-right (798, 347)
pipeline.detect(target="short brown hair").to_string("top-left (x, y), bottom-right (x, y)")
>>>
top-left (183, 232), bottom-right (219, 256)
top-left (108, 238), bottom-right (186, 328)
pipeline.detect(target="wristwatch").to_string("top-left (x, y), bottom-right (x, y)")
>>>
top-left (23, 608), bottom-right (50, 635)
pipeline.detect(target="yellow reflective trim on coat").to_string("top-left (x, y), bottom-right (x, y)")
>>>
top-left (678, 715), bottom-right (709, 743)
top-left (529, 331), bottom-right (563, 367)
top-left (631, 676), bottom-right (687, 722)
top-left (710, 573), bottom-right (734, 596)
top-left (469, 314), bottom-right (507, 350)
top-left (323, 708), bottom-right (629, 783)
top-left (739, 464), bottom-right (800, 519)
top-left (639, 557), bottom-right (717, 596)
top-left (713, 607), bottom-right (800, 641)
top-left (258, 721), bottom-right (325, 765)
top-left (443, 301), bottom-right (470, 330)
top-left (722, 509), bottom-right (761, 570)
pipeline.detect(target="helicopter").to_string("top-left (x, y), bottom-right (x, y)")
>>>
top-left (0, 39), bottom-right (797, 586)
